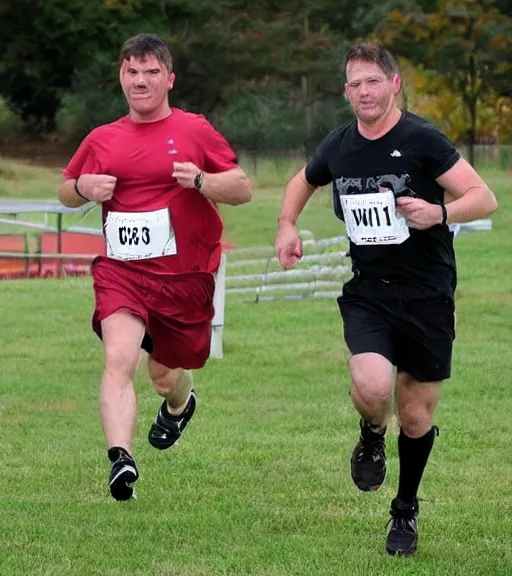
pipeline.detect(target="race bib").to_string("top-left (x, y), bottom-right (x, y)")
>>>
top-left (340, 191), bottom-right (410, 245)
top-left (104, 208), bottom-right (177, 261)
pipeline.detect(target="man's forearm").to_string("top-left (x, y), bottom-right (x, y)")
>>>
top-left (58, 179), bottom-right (89, 208)
top-left (201, 168), bottom-right (252, 205)
top-left (445, 186), bottom-right (498, 224)
top-left (278, 168), bottom-right (316, 226)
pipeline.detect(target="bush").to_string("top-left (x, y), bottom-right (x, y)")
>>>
top-left (216, 86), bottom-right (352, 156)
top-left (0, 98), bottom-right (23, 144)
top-left (56, 52), bottom-right (126, 144)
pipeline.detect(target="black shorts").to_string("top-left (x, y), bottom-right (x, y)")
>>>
top-left (337, 276), bottom-right (456, 382)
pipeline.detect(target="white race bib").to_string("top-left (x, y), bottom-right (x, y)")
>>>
top-left (104, 208), bottom-right (177, 261)
top-left (340, 191), bottom-right (410, 245)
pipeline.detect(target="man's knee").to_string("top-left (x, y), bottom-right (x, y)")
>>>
top-left (397, 403), bottom-right (435, 437)
top-left (350, 353), bottom-right (394, 406)
top-left (104, 345), bottom-right (140, 379)
top-left (101, 310), bottom-right (145, 380)
top-left (396, 375), bottom-right (441, 437)
top-left (148, 358), bottom-right (183, 396)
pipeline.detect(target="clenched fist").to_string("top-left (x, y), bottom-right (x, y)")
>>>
top-left (77, 174), bottom-right (117, 203)
top-left (275, 221), bottom-right (303, 269)
top-left (172, 162), bottom-right (201, 189)
top-left (396, 197), bottom-right (443, 230)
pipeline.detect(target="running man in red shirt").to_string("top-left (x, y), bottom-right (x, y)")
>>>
top-left (58, 33), bottom-right (252, 501)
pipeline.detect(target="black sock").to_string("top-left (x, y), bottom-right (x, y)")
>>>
top-left (397, 426), bottom-right (438, 505)
top-left (108, 446), bottom-right (132, 463)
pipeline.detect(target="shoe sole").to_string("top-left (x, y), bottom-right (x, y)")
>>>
top-left (109, 464), bottom-right (139, 501)
top-left (386, 546), bottom-right (417, 557)
top-left (356, 483), bottom-right (382, 492)
top-left (148, 435), bottom-right (179, 450)
top-left (351, 465), bottom-right (384, 492)
top-left (350, 457), bottom-right (385, 492)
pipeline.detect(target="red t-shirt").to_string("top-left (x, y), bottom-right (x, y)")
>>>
top-left (63, 108), bottom-right (238, 275)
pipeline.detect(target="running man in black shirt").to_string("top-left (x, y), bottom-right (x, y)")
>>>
top-left (275, 43), bottom-right (498, 556)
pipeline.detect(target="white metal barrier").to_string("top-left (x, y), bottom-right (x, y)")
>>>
top-left (209, 220), bottom-right (494, 358)
top-left (225, 232), bottom-right (350, 303)
top-left (210, 253), bottom-right (227, 359)
top-left (208, 232), bottom-right (350, 358)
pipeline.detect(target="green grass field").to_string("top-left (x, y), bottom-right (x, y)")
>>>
top-left (0, 158), bottom-right (511, 575)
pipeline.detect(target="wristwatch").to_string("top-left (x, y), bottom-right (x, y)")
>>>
top-left (194, 171), bottom-right (204, 190)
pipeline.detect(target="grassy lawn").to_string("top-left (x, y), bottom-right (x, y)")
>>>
top-left (0, 157), bottom-right (510, 575)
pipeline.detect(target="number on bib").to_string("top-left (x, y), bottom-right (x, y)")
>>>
top-left (340, 191), bottom-right (410, 245)
top-left (105, 208), bottom-right (177, 260)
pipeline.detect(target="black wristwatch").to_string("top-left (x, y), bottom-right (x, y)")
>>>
top-left (194, 171), bottom-right (204, 190)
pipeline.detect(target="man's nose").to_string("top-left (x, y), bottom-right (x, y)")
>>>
top-left (134, 73), bottom-right (147, 86)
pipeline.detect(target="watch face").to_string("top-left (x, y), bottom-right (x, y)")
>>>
top-left (194, 171), bottom-right (203, 190)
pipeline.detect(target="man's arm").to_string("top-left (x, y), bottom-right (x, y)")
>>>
top-left (201, 167), bottom-right (252, 205)
top-left (274, 168), bottom-right (317, 269)
top-left (172, 163), bottom-right (252, 205)
top-left (396, 158), bottom-right (498, 229)
top-left (277, 168), bottom-right (317, 225)
top-left (437, 157), bottom-right (498, 223)
top-left (58, 174), bottom-right (117, 207)
top-left (58, 178), bottom-right (89, 208)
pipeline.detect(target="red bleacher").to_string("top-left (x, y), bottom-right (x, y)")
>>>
top-left (0, 232), bottom-right (105, 279)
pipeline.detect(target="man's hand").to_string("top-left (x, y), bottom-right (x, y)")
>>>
top-left (275, 221), bottom-right (302, 269)
top-left (77, 174), bottom-right (117, 203)
top-left (173, 162), bottom-right (201, 188)
top-left (396, 197), bottom-right (443, 230)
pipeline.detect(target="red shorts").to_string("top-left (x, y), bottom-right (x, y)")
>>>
top-left (91, 257), bottom-right (215, 369)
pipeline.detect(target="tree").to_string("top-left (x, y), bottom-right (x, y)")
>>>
top-left (0, 0), bottom-right (392, 150)
top-left (0, 0), bottom-right (131, 131)
top-left (378, 0), bottom-right (512, 165)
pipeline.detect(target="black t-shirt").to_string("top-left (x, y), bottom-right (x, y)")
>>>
top-left (305, 110), bottom-right (460, 296)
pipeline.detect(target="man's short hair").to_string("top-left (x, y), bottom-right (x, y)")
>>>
top-left (120, 33), bottom-right (173, 73)
top-left (344, 42), bottom-right (399, 80)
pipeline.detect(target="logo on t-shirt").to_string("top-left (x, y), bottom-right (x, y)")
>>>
top-left (390, 150), bottom-right (402, 157)
top-left (167, 138), bottom-right (178, 154)
top-left (335, 172), bottom-right (411, 196)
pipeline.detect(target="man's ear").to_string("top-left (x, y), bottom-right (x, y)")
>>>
top-left (393, 74), bottom-right (401, 95)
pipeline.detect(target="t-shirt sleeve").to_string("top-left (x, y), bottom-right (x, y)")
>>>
top-left (199, 119), bottom-right (239, 173)
top-left (62, 134), bottom-right (101, 180)
top-left (304, 130), bottom-right (338, 187)
top-left (421, 126), bottom-right (460, 179)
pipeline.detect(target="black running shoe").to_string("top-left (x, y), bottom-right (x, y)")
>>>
top-left (108, 447), bottom-right (139, 501)
top-left (148, 390), bottom-right (197, 450)
top-left (350, 419), bottom-right (386, 491)
top-left (386, 497), bottom-right (419, 556)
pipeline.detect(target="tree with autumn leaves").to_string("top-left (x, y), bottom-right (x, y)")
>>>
top-left (378, 0), bottom-right (512, 165)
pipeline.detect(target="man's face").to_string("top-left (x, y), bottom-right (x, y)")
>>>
top-left (344, 60), bottom-right (400, 125)
top-left (119, 55), bottom-right (175, 120)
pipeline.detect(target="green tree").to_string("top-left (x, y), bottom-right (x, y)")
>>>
top-left (0, 0), bottom-right (129, 131)
top-left (0, 0), bottom-right (390, 150)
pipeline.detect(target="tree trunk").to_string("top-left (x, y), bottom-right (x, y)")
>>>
top-left (468, 95), bottom-right (477, 168)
